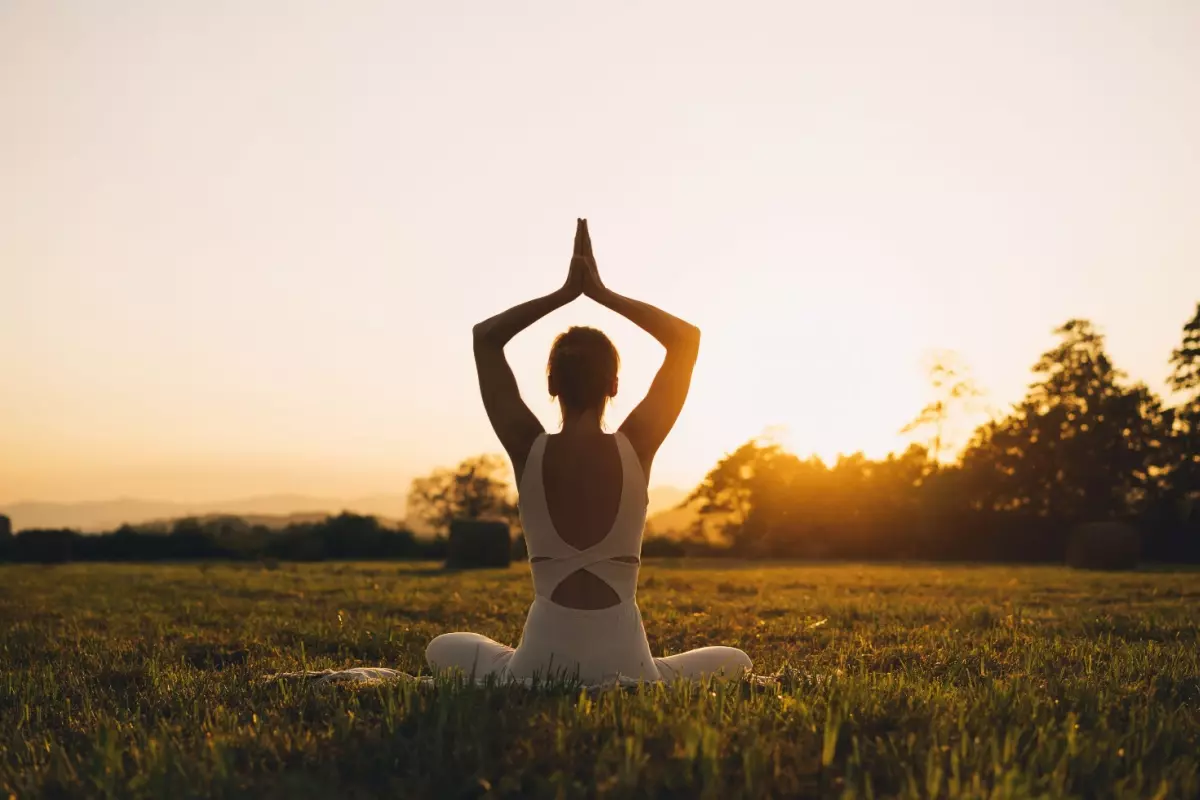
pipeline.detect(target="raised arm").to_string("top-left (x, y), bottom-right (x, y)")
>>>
top-left (473, 221), bottom-right (588, 480)
top-left (577, 221), bottom-right (700, 476)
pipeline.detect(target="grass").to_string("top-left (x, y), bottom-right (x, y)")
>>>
top-left (1, 560), bottom-right (1199, 799)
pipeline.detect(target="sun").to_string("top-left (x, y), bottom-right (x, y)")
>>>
top-left (501, 268), bottom-right (934, 489)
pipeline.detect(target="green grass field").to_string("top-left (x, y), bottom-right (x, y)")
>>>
top-left (2, 561), bottom-right (1199, 799)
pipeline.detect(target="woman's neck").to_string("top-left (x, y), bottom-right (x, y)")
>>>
top-left (559, 408), bottom-right (605, 436)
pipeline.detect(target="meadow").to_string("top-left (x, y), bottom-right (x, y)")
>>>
top-left (2, 561), bottom-right (1198, 799)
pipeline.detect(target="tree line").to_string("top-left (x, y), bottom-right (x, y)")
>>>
top-left (0, 513), bottom-right (447, 564)
top-left (2, 305), bottom-right (1196, 566)
top-left (681, 307), bottom-right (1200, 564)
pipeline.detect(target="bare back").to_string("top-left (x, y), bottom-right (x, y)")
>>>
top-left (522, 432), bottom-right (645, 610)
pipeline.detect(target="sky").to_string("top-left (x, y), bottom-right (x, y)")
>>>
top-left (2, 0), bottom-right (1199, 505)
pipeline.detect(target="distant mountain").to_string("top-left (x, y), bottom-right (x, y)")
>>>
top-left (1, 494), bottom-right (410, 533)
top-left (647, 486), bottom-right (688, 516)
top-left (645, 486), bottom-right (702, 537)
top-left (3, 487), bottom-right (690, 533)
top-left (647, 504), bottom-right (700, 537)
top-left (135, 511), bottom-right (409, 532)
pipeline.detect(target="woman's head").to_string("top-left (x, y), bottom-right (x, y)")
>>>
top-left (547, 326), bottom-right (619, 421)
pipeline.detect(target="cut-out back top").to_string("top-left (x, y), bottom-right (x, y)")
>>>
top-left (518, 431), bottom-right (648, 605)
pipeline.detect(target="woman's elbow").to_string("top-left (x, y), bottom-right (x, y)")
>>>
top-left (473, 324), bottom-right (508, 356)
top-left (677, 324), bottom-right (701, 354)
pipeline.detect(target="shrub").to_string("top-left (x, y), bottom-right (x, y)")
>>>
top-left (1066, 521), bottom-right (1141, 571)
top-left (642, 536), bottom-right (687, 558)
top-left (446, 519), bottom-right (511, 569)
top-left (11, 529), bottom-right (76, 563)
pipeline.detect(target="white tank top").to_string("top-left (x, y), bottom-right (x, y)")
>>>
top-left (517, 431), bottom-right (649, 604)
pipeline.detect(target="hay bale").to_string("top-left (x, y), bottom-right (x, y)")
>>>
top-left (446, 519), bottom-right (512, 569)
top-left (1066, 521), bottom-right (1141, 571)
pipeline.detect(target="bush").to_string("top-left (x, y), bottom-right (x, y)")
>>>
top-left (446, 519), bottom-right (511, 569)
top-left (1066, 521), bottom-right (1141, 571)
top-left (11, 529), bottom-right (76, 563)
top-left (642, 536), bottom-right (687, 558)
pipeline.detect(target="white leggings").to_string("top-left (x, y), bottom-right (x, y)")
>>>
top-left (427, 632), bottom-right (751, 682)
top-left (426, 597), bottom-right (752, 684)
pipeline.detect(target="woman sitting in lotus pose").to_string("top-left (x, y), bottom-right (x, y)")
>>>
top-left (426, 219), bottom-right (752, 684)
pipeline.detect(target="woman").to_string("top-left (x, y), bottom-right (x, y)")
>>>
top-left (426, 220), bottom-right (752, 684)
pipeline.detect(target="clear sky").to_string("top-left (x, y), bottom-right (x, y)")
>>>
top-left (2, 0), bottom-right (1199, 504)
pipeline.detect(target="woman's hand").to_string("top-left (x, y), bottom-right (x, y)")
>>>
top-left (576, 219), bottom-right (608, 300)
top-left (560, 219), bottom-right (590, 299)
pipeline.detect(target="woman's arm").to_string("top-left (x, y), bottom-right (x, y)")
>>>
top-left (473, 221), bottom-right (587, 479)
top-left (577, 222), bottom-right (700, 475)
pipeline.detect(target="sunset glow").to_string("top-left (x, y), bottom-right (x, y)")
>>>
top-left (3, 1), bottom-right (1199, 505)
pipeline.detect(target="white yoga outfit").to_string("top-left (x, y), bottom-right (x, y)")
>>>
top-left (426, 431), bottom-right (752, 684)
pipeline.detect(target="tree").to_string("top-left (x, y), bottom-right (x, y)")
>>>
top-left (1168, 302), bottom-right (1200, 395)
top-left (685, 436), bottom-right (929, 558)
top-left (901, 350), bottom-right (984, 464)
top-left (958, 319), bottom-right (1168, 523)
top-left (685, 439), bottom-right (773, 543)
top-left (683, 438), bottom-right (814, 552)
top-left (1164, 303), bottom-right (1200, 519)
top-left (407, 454), bottom-right (518, 535)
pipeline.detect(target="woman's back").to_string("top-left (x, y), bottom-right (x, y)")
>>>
top-left (520, 431), bottom-right (646, 610)
top-left (539, 432), bottom-right (625, 550)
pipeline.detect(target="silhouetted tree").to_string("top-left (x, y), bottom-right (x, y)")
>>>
top-left (408, 454), bottom-right (518, 534)
top-left (673, 315), bottom-right (1191, 565)
top-left (1169, 303), bottom-right (1200, 395)
top-left (901, 350), bottom-right (984, 464)
top-left (1139, 303), bottom-right (1200, 561)
top-left (686, 437), bottom-right (928, 558)
top-left (1166, 304), bottom-right (1200, 514)
top-left (11, 529), bottom-right (75, 563)
top-left (959, 320), bottom-right (1166, 526)
top-left (685, 439), bottom-right (796, 551)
